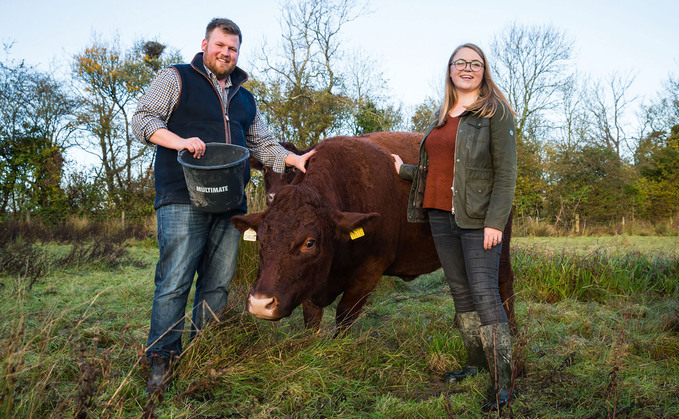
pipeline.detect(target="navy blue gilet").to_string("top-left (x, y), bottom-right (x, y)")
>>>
top-left (153, 52), bottom-right (255, 214)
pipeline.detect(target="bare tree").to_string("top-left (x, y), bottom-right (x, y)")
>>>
top-left (556, 74), bottom-right (591, 151)
top-left (253, 0), bottom-right (389, 147)
top-left (491, 23), bottom-right (575, 143)
top-left (490, 23), bottom-right (575, 218)
top-left (640, 75), bottom-right (679, 138)
top-left (587, 72), bottom-right (638, 158)
top-left (344, 49), bottom-right (402, 134)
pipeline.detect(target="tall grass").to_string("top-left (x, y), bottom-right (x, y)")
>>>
top-left (513, 246), bottom-right (679, 303)
top-left (0, 216), bottom-right (157, 244)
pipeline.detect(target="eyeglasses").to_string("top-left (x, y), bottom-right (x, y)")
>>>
top-left (450, 59), bottom-right (484, 72)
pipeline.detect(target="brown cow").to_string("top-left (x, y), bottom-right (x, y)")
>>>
top-left (234, 132), bottom-right (516, 330)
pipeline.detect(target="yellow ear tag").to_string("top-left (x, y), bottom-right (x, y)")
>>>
top-left (349, 227), bottom-right (365, 240)
top-left (243, 228), bottom-right (257, 242)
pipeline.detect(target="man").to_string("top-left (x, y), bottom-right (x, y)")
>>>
top-left (132, 18), bottom-right (314, 393)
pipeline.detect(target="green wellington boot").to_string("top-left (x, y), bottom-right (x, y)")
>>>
top-left (443, 311), bottom-right (488, 383)
top-left (480, 322), bottom-right (514, 411)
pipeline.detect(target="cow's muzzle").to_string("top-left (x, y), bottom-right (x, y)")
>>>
top-left (246, 293), bottom-right (283, 320)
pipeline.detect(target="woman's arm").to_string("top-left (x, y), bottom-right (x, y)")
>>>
top-left (485, 105), bottom-right (518, 231)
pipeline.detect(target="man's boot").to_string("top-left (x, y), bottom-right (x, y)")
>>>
top-left (146, 356), bottom-right (171, 393)
top-left (443, 311), bottom-right (488, 383)
top-left (480, 322), bottom-right (514, 411)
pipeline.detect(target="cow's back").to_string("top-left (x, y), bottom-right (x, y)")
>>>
top-left (359, 131), bottom-right (421, 165)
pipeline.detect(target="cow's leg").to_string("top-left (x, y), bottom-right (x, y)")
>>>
top-left (334, 268), bottom-right (384, 331)
top-left (498, 259), bottom-right (516, 335)
top-left (499, 210), bottom-right (517, 335)
top-left (335, 290), bottom-right (371, 332)
top-left (302, 300), bottom-right (323, 329)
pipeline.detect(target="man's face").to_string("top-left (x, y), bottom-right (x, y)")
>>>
top-left (201, 29), bottom-right (240, 80)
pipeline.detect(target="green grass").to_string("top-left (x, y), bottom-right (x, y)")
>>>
top-left (0, 237), bottom-right (677, 417)
top-left (513, 235), bottom-right (679, 256)
top-left (512, 237), bottom-right (679, 304)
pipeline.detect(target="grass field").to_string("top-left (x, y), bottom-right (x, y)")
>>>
top-left (513, 235), bottom-right (679, 256)
top-left (1, 236), bottom-right (677, 417)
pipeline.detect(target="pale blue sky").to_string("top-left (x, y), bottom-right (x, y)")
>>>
top-left (1, 0), bottom-right (678, 117)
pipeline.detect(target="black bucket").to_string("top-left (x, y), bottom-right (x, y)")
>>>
top-left (177, 143), bottom-right (250, 213)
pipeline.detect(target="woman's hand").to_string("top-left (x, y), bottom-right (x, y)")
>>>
top-left (484, 227), bottom-right (503, 250)
top-left (391, 154), bottom-right (403, 174)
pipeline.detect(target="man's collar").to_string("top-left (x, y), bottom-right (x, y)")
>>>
top-left (203, 63), bottom-right (232, 88)
top-left (190, 52), bottom-right (247, 89)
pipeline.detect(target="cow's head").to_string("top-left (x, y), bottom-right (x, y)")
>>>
top-left (231, 184), bottom-right (378, 321)
top-left (249, 142), bottom-right (311, 205)
top-left (263, 166), bottom-right (300, 205)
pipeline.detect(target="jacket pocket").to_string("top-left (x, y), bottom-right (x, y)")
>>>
top-left (465, 119), bottom-right (491, 162)
top-left (465, 181), bottom-right (492, 219)
top-left (465, 168), bottom-right (493, 219)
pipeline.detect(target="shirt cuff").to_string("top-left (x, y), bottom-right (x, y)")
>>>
top-left (271, 150), bottom-right (291, 174)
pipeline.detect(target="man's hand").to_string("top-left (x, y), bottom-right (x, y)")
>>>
top-left (148, 128), bottom-right (206, 158)
top-left (178, 137), bottom-right (206, 159)
top-left (285, 149), bottom-right (316, 173)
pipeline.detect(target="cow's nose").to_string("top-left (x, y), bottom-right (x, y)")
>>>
top-left (265, 296), bottom-right (278, 309)
top-left (247, 293), bottom-right (279, 319)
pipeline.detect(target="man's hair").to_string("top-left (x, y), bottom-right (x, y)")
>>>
top-left (205, 18), bottom-right (242, 44)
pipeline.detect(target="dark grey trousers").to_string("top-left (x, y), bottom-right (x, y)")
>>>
top-left (428, 209), bottom-right (507, 325)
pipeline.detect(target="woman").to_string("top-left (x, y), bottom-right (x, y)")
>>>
top-left (392, 43), bottom-right (517, 411)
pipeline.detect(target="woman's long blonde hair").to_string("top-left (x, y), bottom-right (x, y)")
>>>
top-left (435, 43), bottom-right (516, 128)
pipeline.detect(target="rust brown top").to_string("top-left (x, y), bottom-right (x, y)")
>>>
top-left (423, 116), bottom-right (459, 211)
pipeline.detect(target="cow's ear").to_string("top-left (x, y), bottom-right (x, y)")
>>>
top-left (248, 156), bottom-right (264, 171)
top-left (231, 212), bottom-right (265, 233)
top-left (332, 211), bottom-right (379, 241)
top-left (280, 141), bottom-right (302, 154)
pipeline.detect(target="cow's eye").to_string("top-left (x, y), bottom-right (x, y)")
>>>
top-left (305, 239), bottom-right (316, 248)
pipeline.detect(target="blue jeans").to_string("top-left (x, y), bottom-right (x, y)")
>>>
top-left (428, 209), bottom-right (507, 326)
top-left (146, 204), bottom-right (241, 359)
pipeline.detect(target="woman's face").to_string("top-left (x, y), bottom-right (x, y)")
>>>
top-left (449, 47), bottom-right (484, 95)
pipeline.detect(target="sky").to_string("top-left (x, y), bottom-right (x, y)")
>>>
top-left (1, 0), bottom-right (678, 120)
